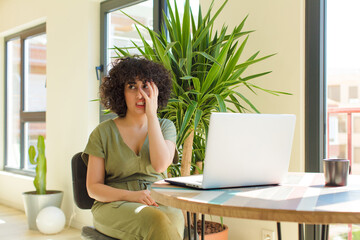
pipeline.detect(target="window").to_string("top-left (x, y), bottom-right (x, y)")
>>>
top-left (328, 85), bottom-right (340, 102)
top-left (307, 0), bottom-right (360, 238)
top-left (4, 24), bottom-right (46, 175)
top-left (349, 86), bottom-right (358, 100)
top-left (99, 0), bottom-right (162, 121)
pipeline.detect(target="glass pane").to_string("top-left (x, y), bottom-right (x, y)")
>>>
top-left (326, 0), bottom-right (360, 174)
top-left (169, 0), bottom-right (199, 21)
top-left (6, 38), bottom-right (21, 169)
top-left (106, 0), bottom-right (153, 72)
top-left (326, 0), bottom-right (360, 239)
top-left (24, 122), bottom-right (46, 171)
top-left (24, 33), bottom-right (47, 112)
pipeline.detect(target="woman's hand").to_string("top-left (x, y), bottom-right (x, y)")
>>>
top-left (139, 81), bottom-right (158, 118)
top-left (127, 189), bottom-right (159, 207)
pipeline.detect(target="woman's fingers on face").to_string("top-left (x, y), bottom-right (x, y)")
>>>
top-left (151, 82), bottom-right (159, 96)
top-left (146, 82), bottom-right (153, 97)
top-left (139, 87), bottom-right (149, 100)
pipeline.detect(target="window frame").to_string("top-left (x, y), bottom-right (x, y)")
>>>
top-left (99, 0), bottom-right (165, 122)
top-left (305, 0), bottom-right (326, 239)
top-left (4, 23), bottom-right (46, 176)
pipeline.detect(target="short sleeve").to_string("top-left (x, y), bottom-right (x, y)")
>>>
top-left (81, 126), bottom-right (105, 166)
top-left (160, 119), bottom-right (179, 164)
top-left (160, 119), bottom-right (177, 143)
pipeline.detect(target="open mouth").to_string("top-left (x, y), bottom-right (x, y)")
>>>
top-left (136, 102), bottom-right (145, 107)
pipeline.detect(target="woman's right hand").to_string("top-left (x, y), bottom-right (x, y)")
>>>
top-left (128, 190), bottom-right (159, 207)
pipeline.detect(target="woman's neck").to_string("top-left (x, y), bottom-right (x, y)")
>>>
top-left (119, 113), bottom-right (147, 129)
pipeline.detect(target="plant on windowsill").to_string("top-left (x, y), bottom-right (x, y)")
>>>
top-left (22, 135), bottom-right (63, 231)
top-left (114, 0), bottom-right (290, 238)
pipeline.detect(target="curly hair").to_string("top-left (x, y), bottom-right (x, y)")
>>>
top-left (100, 57), bottom-right (172, 117)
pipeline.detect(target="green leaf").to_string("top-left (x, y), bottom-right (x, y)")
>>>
top-left (241, 71), bottom-right (272, 82)
top-left (214, 94), bottom-right (227, 112)
top-left (192, 77), bottom-right (201, 92)
top-left (233, 91), bottom-right (260, 113)
top-left (235, 53), bottom-right (276, 70)
top-left (28, 146), bottom-right (36, 164)
top-left (194, 109), bottom-right (203, 130)
top-left (193, 51), bottom-right (221, 66)
top-left (201, 34), bottom-right (234, 93)
top-left (251, 84), bottom-right (293, 96)
top-left (179, 101), bottom-right (197, 138)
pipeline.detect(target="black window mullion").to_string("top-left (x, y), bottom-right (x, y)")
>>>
top-left (305, 0), bottom-right (326, 239)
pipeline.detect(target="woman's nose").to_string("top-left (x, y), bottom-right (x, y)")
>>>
top-left (136, 88), bottom-right (143, 99)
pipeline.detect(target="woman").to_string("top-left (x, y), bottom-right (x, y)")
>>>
top-left (82, 57), bottom-right (184, 240)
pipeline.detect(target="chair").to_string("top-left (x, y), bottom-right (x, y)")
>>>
top-left (71, 152), bottom-right (118, 240)
top-left (71, 152), bottom-right (195, 240)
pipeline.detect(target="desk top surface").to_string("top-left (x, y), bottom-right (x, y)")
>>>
top-left (151, 172), bottom-right (360, 224)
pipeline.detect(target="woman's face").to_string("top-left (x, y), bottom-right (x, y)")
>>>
top-left (124, 79), bottom-right (150, 115)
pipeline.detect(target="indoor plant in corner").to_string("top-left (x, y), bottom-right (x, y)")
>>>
top-left (22, 135), bottom-right (63, 230)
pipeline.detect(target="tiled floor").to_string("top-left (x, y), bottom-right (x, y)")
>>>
top-left (0, 204), bottom-right (81, 240)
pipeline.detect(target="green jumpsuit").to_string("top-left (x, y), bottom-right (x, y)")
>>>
top-left (82, 118), bottom-right (184, 240)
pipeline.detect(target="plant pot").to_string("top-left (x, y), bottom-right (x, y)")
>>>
top-left (197, 220), bottom-right (229, 240)
top-left (22, 190), bottom-right (63, 230)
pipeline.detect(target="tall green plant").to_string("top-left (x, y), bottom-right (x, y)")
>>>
top-left (28, 135), bottom-right (47, 194)
top-left (115, 0), bottom-right (290, 176)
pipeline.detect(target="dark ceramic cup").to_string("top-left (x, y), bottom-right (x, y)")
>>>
top-left (323, 159), bottom-right (350, 186)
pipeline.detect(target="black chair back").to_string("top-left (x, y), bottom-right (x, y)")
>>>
top-left (71, 152), bottom-right (94, 209)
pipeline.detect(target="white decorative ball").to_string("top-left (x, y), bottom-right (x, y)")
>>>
top-left (36, 206), bottom-right (66, 234)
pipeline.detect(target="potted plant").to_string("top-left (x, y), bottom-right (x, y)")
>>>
top-left (116, 0), bottom-right (289, 176)
top-left (22, 135), bottom-right (63, 230)
top-left (115, 0), bottom-right (290, 238)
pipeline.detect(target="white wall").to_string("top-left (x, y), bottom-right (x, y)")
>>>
top-left (0, 0), bottom-right (101, 228)
top-left (0, 0), bottom-right (305, 238)
top-left (199, 0), bottom-right (305, 239)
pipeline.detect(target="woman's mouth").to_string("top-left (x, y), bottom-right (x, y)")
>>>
top-left (136, 102), bottom-right (145, 108)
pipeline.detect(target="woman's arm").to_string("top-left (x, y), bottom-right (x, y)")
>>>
top-left (147, 116), bottom-right (176, 172)
top-left (141, 82), bottom-right (175, 172)
top-left (86, 154), bottom-right (158, 206)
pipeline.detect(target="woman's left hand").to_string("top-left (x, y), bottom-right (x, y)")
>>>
top-left (140, 81), bottom-right (159, 118)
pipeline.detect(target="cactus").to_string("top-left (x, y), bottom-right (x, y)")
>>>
top-left (28, 135), bottom-right (47, 194)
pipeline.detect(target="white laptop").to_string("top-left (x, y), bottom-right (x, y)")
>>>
top-left (165, 113), bottom-right (296, 189)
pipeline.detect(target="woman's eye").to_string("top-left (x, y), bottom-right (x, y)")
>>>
top-left (128, 85), bottom-right (135, 90)
top-left (143, 84), bottom-right (148, 89)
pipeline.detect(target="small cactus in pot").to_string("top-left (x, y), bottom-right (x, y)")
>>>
top-left (28, 135), bottom-right (47, 194)
top-left (23, 135), bottom-right (63, 230)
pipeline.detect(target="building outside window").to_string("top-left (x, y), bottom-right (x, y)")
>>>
top-left (4, 24), bottom-right (46, 175)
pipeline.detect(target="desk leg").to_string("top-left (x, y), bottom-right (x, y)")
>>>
top-left (185, 212), bottom-right (204, 240)
top-left (187, 212), bottom-right (191, 240)
top-left (277, 222), bottom-right (282, 240)
top-left (299, 224), bottom-right (304, 240)
top-left (193, 213), bottom-right (197, 240)
top-left (321, 225), bottom-right (329, 240)
top-left (201, 214), bottom-right (205, 240)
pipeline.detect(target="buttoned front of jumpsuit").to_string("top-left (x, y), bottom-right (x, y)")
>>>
top-left (82, 118), bottom-right (184, 240)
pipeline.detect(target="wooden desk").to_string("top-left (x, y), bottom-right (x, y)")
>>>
top-left (151, 173), bottom-right (360, 239)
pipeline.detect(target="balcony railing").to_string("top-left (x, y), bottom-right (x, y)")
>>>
top-left (327, 107), bottom-right (360, 173)
top-left (327, 107), bottom-right (360, 240)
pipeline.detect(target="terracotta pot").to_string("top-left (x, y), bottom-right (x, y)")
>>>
top-left (198, 221), bottom-right (229, 240)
